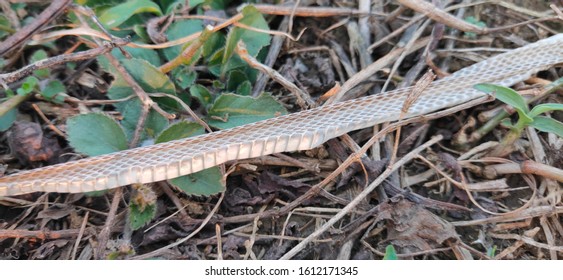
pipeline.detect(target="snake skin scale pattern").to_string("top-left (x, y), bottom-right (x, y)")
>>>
top-left (0, 34), bottom-right (561, 196)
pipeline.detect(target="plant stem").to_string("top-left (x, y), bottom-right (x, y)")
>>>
top-left (159, 25), bottom-right (214, 73)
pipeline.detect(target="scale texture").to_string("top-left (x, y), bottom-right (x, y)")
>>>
top-left (1, 34), bottom-right (562, 196)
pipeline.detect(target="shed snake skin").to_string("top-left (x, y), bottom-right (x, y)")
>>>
top-left (0, 34), bottom-right (562, 196)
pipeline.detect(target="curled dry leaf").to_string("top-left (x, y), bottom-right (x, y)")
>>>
top-left (7, 121), bottom-right (61, 165)
top-left (378, 198), bottom-right (459, 255)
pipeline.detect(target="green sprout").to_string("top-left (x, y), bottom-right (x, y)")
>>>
top-left (383, 244), bottom-right (398, 260)
top-left (474, 83), bottom-right (563, 157)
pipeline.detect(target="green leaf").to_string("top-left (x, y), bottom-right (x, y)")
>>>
top-left (18, 76), bottom-right (39, 95)
top-left (500, 118), bottom-right (514, 129)
top-left (162, 19), bottom-right (203, 62)
top-left (206, 47), bottom-right (227, 77)
top-left (207, 93), bottom-right (287, 129)
top-left (112, 46), bottom-right (161, 66)
top-left (463, 16), bottom-right (486, 38)
top-left (474, 83), bottom-right (532, 122)
top-left (78, 0), bottom-right (123, 8)
top-left (41, 80), bottom-right (66, 104)
top-left (383, 245), bottom-right (398, 260)
top-left (0, 107), bottom-right (16, 132)
top-left (236, 80), bottom-right (252, 96)
top-left (222, 5), bottom-right (270, 65)
top-left (529, 103), bottom-right (563, 118)
top-left (121, 58), bottom-right (176, 95)
top-left (155, 121), bottom-right (205, 144)
top-left (212, 79), bottom-right (225, 90)
top-left (106, 58), bottom-right (178, 110)
top-left (129, 186), bottom-right (157, 230)
top-left (190, 84), bottom-right (214, 107)
top-left (487, 245), bottom-right (497, 258)
top-left (98, 0), bottom-right (162, 29)
top-left (204, 0), bottom-right (229, 10)
top-left (30, 49), bottom-right (49, 78)
top-left (202, 32), bottom-right (225, 59)
top-left (530, 116), bottom-right (563, 138)
top-left (226, 70), bottom-right (249, 92)
top-left (169, 167), bottom-right (225, 196)
top-left (67, 113), bottom-right (128, 156)
top-left (0, 14), bottom-right (13, 39)
top-left (171, 67), bottom-right (197, 90)
top-left (120, 99), bottom-right (169, 141)
top-left (155, 121), bottom-right (223, 196)
top-left (132, 24), bottom-right (150, 42)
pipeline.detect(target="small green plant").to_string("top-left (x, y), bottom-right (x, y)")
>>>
top-left (474, 83), bottom-right (563, 157)
top-left (0, 1), bottom-right (285, 230)
top-left (487, 245), bottom-right (497, 258)
top-left (383, 244), bottom-right (398, 260)
top-left (463, 16), bottom-right (486, 38)
top-left (63, 2), bottom-right (284, 228)
top-left (0, 50), bottom-right (69, 131)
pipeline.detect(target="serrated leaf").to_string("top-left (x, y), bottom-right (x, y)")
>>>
top-left (383, 245), bottom-right (398, 260)
top-left (155, 121), bottom-right (205, 144)
top-left (169, 167), bottom-right (224, 196)
top-left (129, 198), bottom-right (157, 230)
top-left (41, 80), bottom-right (66, 104)
top-left (529, 103), bottom-right (563, 118)
top-left (67, 113), bottom-right (128, 156)
top-left (120, 99), bottom-right (169, 141)
top-left (222, 5), bottom-right (270, 65)
top-left (30, 49), bottom-right (49, 78)
top-left (530, 116), bottom-right (563, 138)
top-left (0, 107), bottom-right (16, 132)
top-left (98, 0), bottom-right (162, 29)
top-left (474, 83), bottom-right (532, 122)
top-left (207, 93), bottom-right (287, 129)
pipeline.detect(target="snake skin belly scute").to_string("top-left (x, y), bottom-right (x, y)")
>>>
top-left (0, 34), bottom-right (562, 196)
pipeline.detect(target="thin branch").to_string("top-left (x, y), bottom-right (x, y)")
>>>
top-left (0, 38), bottom-right (130, 85)
top-left (280, 135), bottom-right (444, 259)
top-left (0, 0), bottom-right (72, 56)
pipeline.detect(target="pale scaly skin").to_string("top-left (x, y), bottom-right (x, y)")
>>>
top-left (1, 34), bottom-right (562, 196)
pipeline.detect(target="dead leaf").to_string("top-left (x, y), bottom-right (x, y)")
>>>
top-left (7, 121), bottom-right (61, 165)
top-left (378, 198), bottom-right (459, 254)
top-left (37, 205), bottom-right (73, 221)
